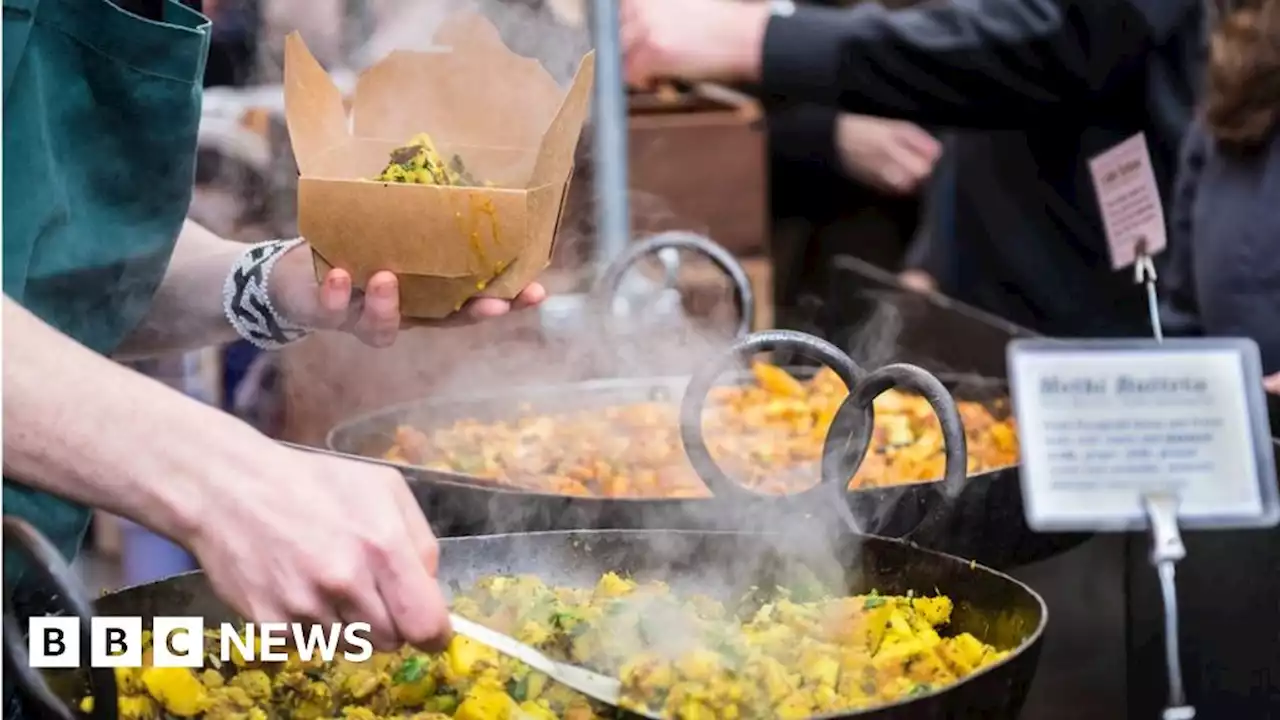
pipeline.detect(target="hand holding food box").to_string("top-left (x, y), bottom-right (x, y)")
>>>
top-left (283, 13), bottom-right (595, 319)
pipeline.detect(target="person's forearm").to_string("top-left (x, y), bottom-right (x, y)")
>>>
top-left (114, 220), bottom-right (246, 359)
top-left (757, 0), bottom-right (1194, 128)
top-left (3, 297), bottom-right (266, 543)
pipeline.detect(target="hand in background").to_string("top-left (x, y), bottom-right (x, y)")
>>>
top-left (1265, 373), bottom-right (1280, 395)
top-left (836, 114), bottom-right (942, 196)
top-left (898, 269), bottom-right (938, 294)
top-left (621, 0), bottom-right (770, 86)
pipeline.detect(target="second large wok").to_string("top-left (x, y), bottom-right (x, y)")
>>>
top-left (327, 331), bottom-right (1087, 569)
top-left (4, 517), bottom-right (1047, 720)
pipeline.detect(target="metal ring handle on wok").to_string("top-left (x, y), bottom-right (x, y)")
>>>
top-left (679, 329), bottom-right (864, 498)
top-left (591, 230), bottom-right (756, 340)
top-left (2, 516), bottom-right (117, 720)
top-left (823, 363), bottom-right (970, 538)
top-left (679, 330), bottom-right (968, 537)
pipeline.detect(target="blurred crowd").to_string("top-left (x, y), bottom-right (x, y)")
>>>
top-left (195, 0), bottom-right (1280, 381)
top-left (612, 0), bottom-right (1280, 404)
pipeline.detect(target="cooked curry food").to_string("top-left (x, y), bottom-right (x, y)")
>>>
top-left (385, 364), bottom-right (1019, 497)
top-left (84, 573), bottom-right (1011, 719)
top-left (374, 133), bottom-right (484, 187)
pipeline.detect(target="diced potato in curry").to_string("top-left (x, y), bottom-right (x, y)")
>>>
top-left (86, 574), bottom-right (1010, 719)
top-left (385, 363), bottom-right (1019, 497)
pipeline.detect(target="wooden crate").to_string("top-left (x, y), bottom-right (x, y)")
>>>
top-left (628, 93), bottom-right (767, 257)
top-left (675, 254), bottom-right (774, 332)
top-left (560, 88), bottom-right (769, 263)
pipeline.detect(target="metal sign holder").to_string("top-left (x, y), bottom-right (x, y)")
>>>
top-left (1014, 240), bottom-right (1278, 720)
top-left (1134, 240), bottom-right (1163, 343)
top-left (1143, 492), bottom-right (1194, 720)
top-left (1131, 238), bottom-right (1194, 720)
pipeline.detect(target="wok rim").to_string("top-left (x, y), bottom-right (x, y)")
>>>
top-left (323, 373), bottom-right (1021, 503)
top-left (85, 529), bottom-right (1049, 720)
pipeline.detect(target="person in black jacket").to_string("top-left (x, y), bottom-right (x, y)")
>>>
top-left (765, 0), bottom-right (942, 283)
top-left (620, 0), bottom-right (1205, 337)
top-left (770, 104), bottom-right (941, 337)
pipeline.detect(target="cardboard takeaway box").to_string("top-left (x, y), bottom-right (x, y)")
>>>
top-left (283, 14), bottom-right (595, 318)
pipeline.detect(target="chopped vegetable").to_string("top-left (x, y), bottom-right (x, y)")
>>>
top-left (385, 364), bottom-right (1019, 497)
top-left (84, 575), bottom-right (1009, 720)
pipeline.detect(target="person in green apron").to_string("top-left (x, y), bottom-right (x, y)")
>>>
top-left (2, 1), bottom-right (547, 706)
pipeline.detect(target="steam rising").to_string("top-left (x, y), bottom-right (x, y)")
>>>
top-left (193, 0), bottom-right (979, 620)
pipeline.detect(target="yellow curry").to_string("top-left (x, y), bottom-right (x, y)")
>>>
top-left (83, 573), bottom-right (1010, 720)
top-left (385, 364), bottom-right (1019, 497)
top-left (373, 133), bottom-right (483, 187)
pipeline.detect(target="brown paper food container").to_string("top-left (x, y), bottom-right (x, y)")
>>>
top-left (283, 13), bottom-right (595, 318)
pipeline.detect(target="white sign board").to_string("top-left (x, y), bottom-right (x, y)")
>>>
top-left (1089, 133), bottom-right (1168, 269)
top-left (1008, 338), bottom-right (1278, 531)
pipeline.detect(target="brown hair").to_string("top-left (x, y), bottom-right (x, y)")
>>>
top-left (1205, 0), bottom-right (1280, 153)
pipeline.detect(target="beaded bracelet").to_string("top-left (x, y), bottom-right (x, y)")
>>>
top-left (222, 238), bottom-right (311, 350)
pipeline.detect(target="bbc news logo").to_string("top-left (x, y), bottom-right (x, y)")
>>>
top-left (28, 617), bottom-right (374, 668)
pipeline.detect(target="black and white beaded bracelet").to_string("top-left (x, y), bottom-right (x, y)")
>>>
top-left (222, 238), bottom-right (312, 351)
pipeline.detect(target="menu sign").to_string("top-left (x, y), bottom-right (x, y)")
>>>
top-left (1089, 133), bottom-right (1168, 270)
top-left (1008, 338), bottom-right (1278, 531)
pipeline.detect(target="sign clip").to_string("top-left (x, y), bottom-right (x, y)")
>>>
top-left (1133, 238), bottom-right (1164, 343)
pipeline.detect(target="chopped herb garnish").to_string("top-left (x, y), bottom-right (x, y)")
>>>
top-left (393, 655), bottom-right (428, 684)
top-left (506, 674), bottom-right (530, 701)
top-left (551, 609), bottom-right (581, 631)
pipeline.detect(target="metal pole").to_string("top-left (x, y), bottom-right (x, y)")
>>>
top-left (343, 0), bottom-right (374, 69)
top-left (588, 0), bottom-right (631, 269)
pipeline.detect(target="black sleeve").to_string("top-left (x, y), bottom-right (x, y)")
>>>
top-left (760, 0), bottom-right (1199, 128)
top-left (767, 103), bottom-right (842, 169)
top-left (1159, 120), bottom-right (1209, 337)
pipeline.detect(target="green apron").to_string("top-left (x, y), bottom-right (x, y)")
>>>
top-left (2, 0), bottom-right (209, 593)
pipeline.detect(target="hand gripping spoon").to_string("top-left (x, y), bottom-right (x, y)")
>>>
top-left (273, 444), bottom-right (661, 717)
top-left (449, 614), bottom-right (663, 719)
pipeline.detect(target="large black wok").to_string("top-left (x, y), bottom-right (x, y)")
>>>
top-left (328, 328), bottom-right (1081, 569)
top-left (3, 516), bottom-right (1047, 720)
